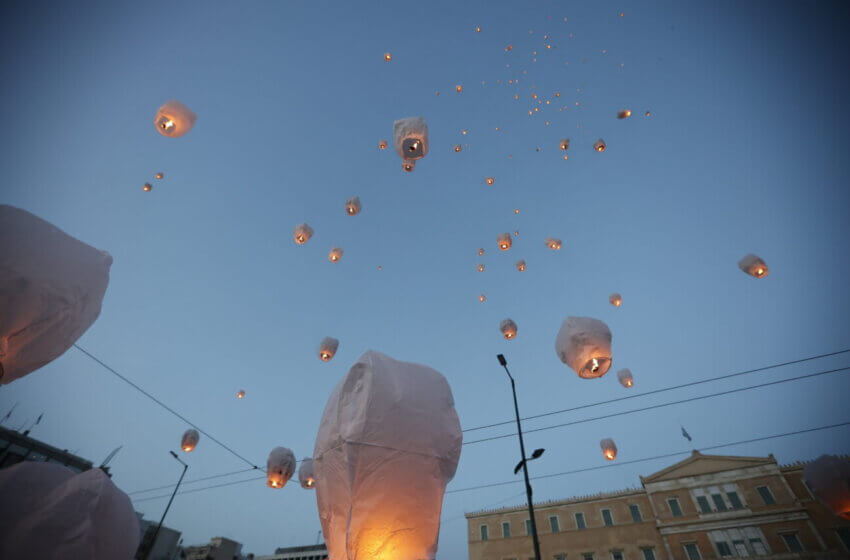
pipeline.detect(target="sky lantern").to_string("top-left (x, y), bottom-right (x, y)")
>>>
top-left (475, 26), bottom-right (482, 32)
top-left (455, 85), bottom-right (463, 93)
top-left (559, 138), bottom-right (570, 151)
top-left (267, 447), bottom-right (296, 489)
top-left (293, 223), bottom-right (313, 245)
top-left (738, 254), bottom-right (769, 278)
top-left (804, 455), bottom-right (850, 519)
top-left (617, 109), bottom-right (632, 119)
top-left (142, 183), bottom-right (152, 192)
top-left (378, 140), bottom-right (388, 150)
top-left (383, 52), bottom-right (392, 62)
top-left (236, 390), bottom-right (246, 399)
top-left (0, 462), bottom-right (140, 559)
top-left (454, 144), bottom-right (462, 152)
top-left (478, 294), bottom-right (486, 303)
top-left (154, 172), bottom-right (164, 179)
top-left (600, 438), bottom-right (618, 460)
top-left (477, 264), bottom-right (485, 272)
top-left (153, 100), bottom-right (196, 138)
top-left (313, 350), bottom-right (461, 560)
top-left (181, 429), bottom-right (200, 452)
top-left (546, 238), bottom-right (562, 250)
top-left (498, 233), bottom-right (512, 251)
top-left (609, 293), bottom-right (623, 307)
top-left (0, 205), bottom-right (111, 386)
top-left (594, 139), bottom-right (607, 152)
top-left (345, 197), bottom-right (362, 216)
top-left (478, 248), bottom-right (485, 256)
top-left (393, 117), bottom-right (429, 172)
top-left (500, 318), bottom-right (518, 339)
top-left (319, 337), bottom-right (339, 362)
top-left (617, 368), bottom-right (634, 388)
top-left (485, 176), bottom-right (495, 186)
top-left (555, 316), bottom-right (613, 379)
top-left (328, 247), bottom-right (344, 263)
top-left (516, 260), bottom-right (526, 272)
top-left (299, 458), bottom-right (316, 489)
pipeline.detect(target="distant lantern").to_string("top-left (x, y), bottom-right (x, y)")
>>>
top-left (384, 52), bottom-right (392, 62)
top-left (738, 254), bottom-right (769, 278)
top-left (266, 447), bottom-right (296, 489)
top-left (500, 318), bottom-right (518, 340)
top-left (505, 45), bottom-right (513, 52)
top-left (475, 26), bottom-right (482, 32)
top-left (645, 111), bottom-right (651, 117)
top-left (498, 233), bottom-right (512, 251)
top-left (236, 390), bottom-right (246, 399)
top-left (617, 109), bottom-right (632, 119)
top-left (142, 183), bottom-right (152, 192)
top-left (609, 293), bottom-right (623, 307)
top-left (345, 197), bottom-right (361, 216)
top-left (513, 230), bottom-right (519, 237)
top-left (555, 316), bottom-right (613, 379)
top-left (803, 455), bottom-right (850, 520)
top-left (393, 117), bottom-right (429, 173)
top-left (318, 337), bottom-right (339, 362)
top-left (600, 438), bottom-right (617, 461)
top-left (154, 100), bottom-right (196, 138)
top-left (299, 458), bottom-right (316, 489)
top-left (461, 129), bottom-right (468, 135)
top-left (516, 260), bottom-right (527, 272)
top-left (514, 208), bottom-right (520, 214)
top-left (154, 172), bottom-right (164, 180)
top-left (378, 140), bottom-right (388, 150)
top-left (328, 247), bottom-right (344, 263)
top-left (478, 248), bottom-right (485, 256)
top-left (485, 177), bottom-right (495, 186)
top-left (559, 138), bottom-right (570, 151)
top-left (617, 369), bottom-right (634, 388)
top-left (478, 294), bottom-right (486, 303)
top-left (181, 429), bottom-right (199, 453)
top-left (293, 223), bottom-right (314, 245)
top-left (454, 144), bottom-right (462, 152)
top-left (594, 139), bottom-right (606, 152)
top-left (546, 238), bottom-right (562, 250)
top-left (477, 264), bottom-right (485, 272)
top-left (456, 85), bottom-right (463, 93)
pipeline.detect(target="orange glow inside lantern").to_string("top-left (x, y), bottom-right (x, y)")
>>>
top-left (500, 319), bottom-right (518, 339)
top-left (402, 161), bottom-right (415, 172)
top-left (154, 172), bottom-right (164, 180)
top-left (485, 177), bottom-right (495, 186)
top-left (456, 85), bottom-right (463, 93)
top-left (498, 233), bottom-right (512, 251)
top-left (610, 293), bottom-right (622, 307)
top-left (454, 145), bottom-right (462, 152)
top-left (154, 100), bottom-right (196, 138)
top-left (477, 264), bottom-right (485, 272)
top-left (384, 53), bottom-right (392, 62)
top-left (505, 45), bottom-right (513, 52)
top-left (560, 139), bottom-right (570, 151)
top-left (516, 260), bottom-right (526, 272)
top-left (594, 139), bottom-right (606, 152)
top-left (600, 438), bottom-right (617, 461)
top-left (328, 248), bottom-right (343, 262)
top-left (475, 26), bottom-right (482, 32)
top-left (345, 197), bottom-right (361, 216)
top-left (546, 238), bottom-right (562, 250)
top-left (142, 183), bottom-right (152, 192)
top-left (237, 390), bottom-right (245, 399)
top-left (478, 294), bottom-right (486, 302)
top-left (617, 109), bottom-right (632, 119)
top-left (318, 337), bottom-right (339, 362)
top-left (478, 248), bottom-right (485, 256)
top-left (294, 223), bottom-right (313, 245)
top-left (379, 140), bottom-right (388, 150)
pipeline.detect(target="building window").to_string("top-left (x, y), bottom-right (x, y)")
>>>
top-left (780, 533), bottom-right (803, 553)
top-left (611, 552), bottom-right (624, 560)
top-left (726, 491), bottom-right (744, 509)
top-left (683, 543), bottom-right (701, 560)
top-left (641, 549), bottom-right (656, 560)
top-left (667, 497), bottom-right (683, 517)
top-left (838, 528), bottom-right (850, 551)
top-left (549, 515), bottom-right (560, 533)
top-left (748, 538), bottom-right (767, 555)
top-left (715, 541), bottom-right (732, 557)
top-left (575, 512), bottom-right (586, 529)
top-left (696, 496), bottom-right (711, 513)
top-left (582, 554), bottom-right (594, 560)
top-left (554, 555), bottom-right (566, 560)
top-left (601, 509), bottom-right (614, 526)
top-left (502, 521), bottom-right (511, 538)
top-left (629, 504), bottom-right (642, 522)
top-left (711, 494), bottom-right (728, 511)
top-left (756, 485), bottom-right (775, 505)
top-left (480, 525), bottom-right (488, 541)
top-left (525, 519), bottom-right (532, 535)
top-left (732, 540), bottom-right (749, 557)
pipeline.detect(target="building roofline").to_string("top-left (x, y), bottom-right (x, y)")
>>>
top-left (465, 487), bottom-right (644, 518)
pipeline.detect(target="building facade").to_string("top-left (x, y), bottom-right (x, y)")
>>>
top-left (256, 543), bottom-right (329, 560)
top-left (0, 425), bottom-right (100, 474)
top-left (466, 452), bottom-right (850, 560)
top-left (135, 516), bottom-right (182, 560)
top-left (183, 536), bottom-right (243, 560)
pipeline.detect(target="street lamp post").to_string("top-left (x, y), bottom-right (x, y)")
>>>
top-left (147, 451), bottom-right (188, 560)
top-left (497, 354), bottom-right (543, 560)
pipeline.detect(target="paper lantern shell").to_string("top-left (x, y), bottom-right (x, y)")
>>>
top-left (154, 100), bottom-right (196, 138)
top-left (500, 318), bottom-right (518, 339)
top-left (546, 238), bottom-right (562, 250)
top-left (0, 205), bottom-right (112, 385)
top-left (609, 293), bottom-right (622, 307)
top-left (294, 223), bottom-right (314, 245)
top-left (328, 247), bottom-right (344, 263)
top-left (267, 446), bottom-right (296, 488)
top-left (313, 350), bottom-right (461, 560)
top-left (559, 139), bottom-right (570, 151)
top-left (345, 197), bottom-right (362, 216)
top-left (600, 438), bottom-right (617, 460)
top-left (497, 233), bottom-right (512, 251)
top-left (617, 109), bottom-right (632, 119)
top-left (319, 337), bottom-right (339, 362)
top-left (804, 455), bottom-right (850, 519)
top-left (393, 117), bottom-right (429, 171)
top-left (617, 368), bottom-right (634, 388)
top-left (594, 139), bottom-right (606, 152)
top-left (0, 462), bottom-right (140, 559)
top-left (738, 254), bottom-right (769, 278)
top-left (299, 458), bottom-right (316, 489)
top-left (236, 390), bottom-right (246, 399)
top-left (555, 316), bottom-right (613, 379)
top-left (181, 429), bottom-right (200, 452)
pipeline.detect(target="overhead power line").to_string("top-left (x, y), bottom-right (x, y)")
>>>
top-left (462, 348), bottom-right (850, 433)
top-left (127, 467), bottom-right (258, 496)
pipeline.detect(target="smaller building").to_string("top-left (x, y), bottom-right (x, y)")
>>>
top-left (183, 536), bottom-right (243, 560)
top-left (135, 514), bottom-right (182, 560)
top-left (256, 543), bottom-right (329, 560)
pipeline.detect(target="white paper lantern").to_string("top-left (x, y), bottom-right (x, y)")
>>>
top-left (804, 455), bottom-right (850, 519)
top-left (314, 350), bottom-right (461, 560)
top-left (393, 117), bottom-right (429, 172)
top-left (559, 138), bottom-right (570, 151)
top-left (617, 109), bottom-right (632, 119)
top-left (181, 429), bottom-right (200, 452)
top-left (617, 368), bottom-right (634, 388)
top-left (555, 316), bottom-right (613, 379)
top-left (500, 318), bottom-right (518, 340)
top-left (600, 438), bottom-right (617, 460)
top-left (738, 254), bottom-right (769, 278)
top-left (345, 197), bottom-right (362, 216)
top-left (236, 390), bottom-right (246, 399)
top-left (516, 260), bottom-right (527, 272)
top-left (318, 337), bottom-right (339, 362)
top-left (497, 233), bottom-right (512, 251)
top-left (594, 139), bottom-right (606, 152)
top-left (0, 205), bottom-right (112, 385)
top-left (267, 447), bottom-right (296, 489)
top-left (293, 223), bottom-right (314, 245)
top-left (545, 238), bottom-right (562, 250)
top-left (153, 100), bottom-right (196, 138)
top-left (609, 293), bottom-right (622, 307)
top-left (299, 458), bottom-right (316, 489)
top-left (328, 247), bottom-right (344, 263)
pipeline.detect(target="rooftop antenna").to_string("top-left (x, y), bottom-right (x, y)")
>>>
top-left (0, 402), bottom-right (18, 425)
top-left (100, 445), bottom-right (123, 469)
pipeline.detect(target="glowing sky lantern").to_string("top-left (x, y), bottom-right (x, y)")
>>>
top-left (600, 438), bottom-right (618, 460)
top-left (236, 390), bottom-right (246, 399)
top-left (516, 260), bottom-right (527, 272)
top-left (559, 138), bottom-right (570, 151)
top-left (153, 100), bottom-right (196, 138)
top-left (393, 117), bottom-right (428, 173)
top-left (738, 254), bottom-right (769, 278)
top-left (803, 455), bottom-right (850, 519)
top-left (555, 316), bottom-right (613, 379)
top-left (454, 144), bottom-right (462, 152)
top-left (617, 368), bottom-right (634, 388)
top-left (475, 26), bottom-right (482, 32)
top-left (478, 248), bottom-right (485, 256)
top-left (293, 223), bottom-right (314, 245)
top-left (617, 109), bottom-right (632, 119)
top-left (497, 233), bottom-right (512, 251)
top-left (328, 247), bottom-right (344, 263)
top-left (609, 293), bottom-right (623, 307)
top-left (313, 350), bottom-right (461, 560)
top-left (345, 197), bottom-right (361, 216)
top-left (378, 140), bottom-right (388, 150)
top-left (477, 264), bottom-right (485, 272)
top-left (142, 183), bottom-right (152, 192)
top-left (299, 458), bottom-right (316, 489)
top-left (485, 176), bottom-right (495, 186)
top-left (455, 85), bottom-right (463, 93)
top-left (318, 337), bottom-right (339, 362)
top-left (500, 318), bottom-right (518, 339)
top-left (383, 52), bottom-right (392, 62)
top-left (546, 237), bottom-right (562, 250)
top-left (514, 208), bottom-right (520, 214)
top-left (594, 139), bottom-right (607, 152)
top-left (181, 429), bottom-right (199, 452)
top-left (478, 294), bottom-right (486, 303)
top-left (505, 44), bottom-right (513, 52)
top-left (154, 172), bottom-right (164, 179)
top-left (267, 446), bottom-right (296, 489)
top-left (0, 205), bottom-right (111, 385)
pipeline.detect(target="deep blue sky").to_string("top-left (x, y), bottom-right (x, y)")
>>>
top-left (2, 1), bottom-right (849, 557)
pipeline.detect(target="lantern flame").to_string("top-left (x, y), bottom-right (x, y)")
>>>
top-left (485, 177), bottom-right (495, 186)
top-left (594, 139), bottom-right (607, 152)
top-left (142, 183), bottom-right (152, 192)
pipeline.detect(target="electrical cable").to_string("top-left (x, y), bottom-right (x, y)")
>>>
top-left (127, 467), bottom-right (258, 496)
